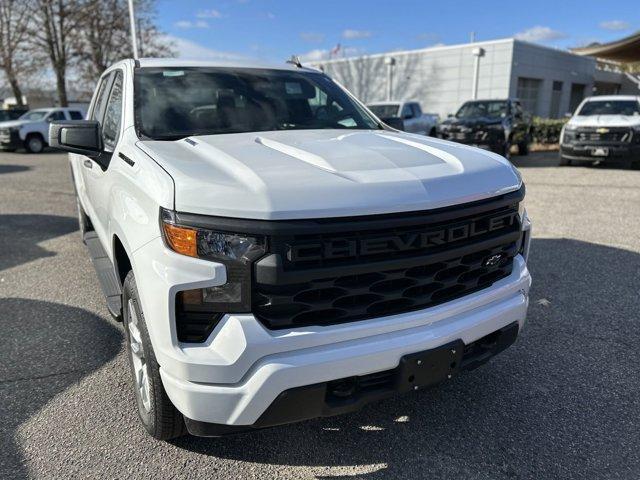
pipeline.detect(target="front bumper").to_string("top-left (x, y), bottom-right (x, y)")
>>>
top-left (131, 213), bottom-right (532, 433)
top-left (0, 129), bottom-right (22, 149)
top-left (560, 142), bottom-right (640, 163)
top-left (184, 321), bottom-right (520, 436)
top-left (437, 130), bottom-right (505, 153)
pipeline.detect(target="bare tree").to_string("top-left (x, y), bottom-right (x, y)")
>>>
top-left (0, 0), bottom-right (32, 106)
top-left (28, 0), bottom-right (88, 107)
top-left (75, 0), bottom-right (173, 86)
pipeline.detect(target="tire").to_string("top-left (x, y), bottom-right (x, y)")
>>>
top-left (559, 155), bottom-right (571, 166)
top-left (502, 138), bottom-right (512, 160)
top-left (122, 271), bottom-right (187, 440)
top-left (428, 127), bottom-right (437, 137)
top-left (517, 134), bottom-right (531, 156)
top-left (24, 134), bottom-right (45, 153)
top-left (76, 196), bottom-right (93, 243)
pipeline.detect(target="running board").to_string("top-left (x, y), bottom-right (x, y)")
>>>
top-left (84, 231), bottom-right (123, 320)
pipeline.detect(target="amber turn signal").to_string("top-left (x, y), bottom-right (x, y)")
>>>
top-left (162, 222), bottom-right (198, 257)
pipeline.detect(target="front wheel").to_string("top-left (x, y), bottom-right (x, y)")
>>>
top-left (502, 138), bottom-right (512, 160)
top-left (24, 134), bottom-right (45, 153)
top-left (123, 271), bottom-right (186, 440)
top-left (517, 134), bottom-right (531, 156)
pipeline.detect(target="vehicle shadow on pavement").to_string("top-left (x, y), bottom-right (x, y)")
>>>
top-left (172, 238), bottom-right (640, 479)
top-left (0, 299), bottom-right (122, 480)
top-left (0, 165), bottom-right (30, 175)
top-left (0, 214), bottom-right (77, 271)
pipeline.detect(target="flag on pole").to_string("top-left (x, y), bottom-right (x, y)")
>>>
top-left (330, 43), bottom-right (341, 58)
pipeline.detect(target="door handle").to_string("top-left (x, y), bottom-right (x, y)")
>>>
top-left (83, 159), bottom-right (93, 169)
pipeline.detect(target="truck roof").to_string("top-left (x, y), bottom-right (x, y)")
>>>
top-left (133, 57), bottom-right (320, 73)
top-left (582, 95), bottom-right (640, 102)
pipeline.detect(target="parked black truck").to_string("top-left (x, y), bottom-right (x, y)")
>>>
top-left (436, 99), bottom-right (532, 158)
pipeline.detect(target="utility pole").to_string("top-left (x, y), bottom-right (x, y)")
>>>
top-left (471, 47), bottom-right (485, 100)
top-left (385, 57), bottom-right (396, 101)
top-left (128, 0), bottom-right (139, 59)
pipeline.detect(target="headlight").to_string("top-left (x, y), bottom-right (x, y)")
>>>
top-left (160, 208), bottom-right (264, 263)
top-left (160, 208), bottom-right (266, 342)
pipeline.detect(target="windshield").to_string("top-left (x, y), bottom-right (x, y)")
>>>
top-left (134, 67), bottom-right (380, 139)
top-left (456, 101), bottom-right (508, 119)
top-left (19, 110), bottom-right (49, 121)
top-left (577, 100), bottom-right (640, 116)
top-left (368, 104), bottom-right (400, 118)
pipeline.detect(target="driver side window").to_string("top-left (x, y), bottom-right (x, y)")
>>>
top-left (101, 72), bottom-right (124, 151)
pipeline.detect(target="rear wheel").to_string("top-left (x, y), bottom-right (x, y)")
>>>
top-left (123, 272), bottom-right (186, 440)
top-left (24, 134), bottom-right (45, 153)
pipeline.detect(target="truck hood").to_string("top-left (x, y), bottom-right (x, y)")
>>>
top-left (568, 115), bottom-right (640, 128)
top-left (0, 120), bottom-right (30, 129)
top-left (439, 117), bottom-right (503, 129)
top-left (138, 129), bottom-right (521, 220)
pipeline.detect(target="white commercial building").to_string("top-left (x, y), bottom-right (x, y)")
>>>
top-left (312, 38), bottom-right (638, 119)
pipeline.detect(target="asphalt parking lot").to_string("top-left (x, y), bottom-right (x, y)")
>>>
top-left (1, 150), bottom-right (639, 479)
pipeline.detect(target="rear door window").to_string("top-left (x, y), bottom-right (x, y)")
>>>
top-left (47, 111), bottom-right (66, 121)
top-left (69, 110), bottom-right (84, 120)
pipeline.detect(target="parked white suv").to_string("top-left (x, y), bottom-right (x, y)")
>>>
top-left (367, 101), bottom-right (439, 135)
top-left (560, 95), bottom-right (640, 167)
top-left (0, 107), bottom-right (86, 153)
top-left (49, 58), bottom-right (532, 440)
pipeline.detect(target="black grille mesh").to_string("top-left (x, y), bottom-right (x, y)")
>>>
top-left (254, 242), bottom-right (516, 329)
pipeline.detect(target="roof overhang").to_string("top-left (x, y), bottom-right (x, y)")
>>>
top-left (572, 31), bottom-right (640, 62)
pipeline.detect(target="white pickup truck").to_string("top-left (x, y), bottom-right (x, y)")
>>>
top-left (560, 95), bottom-right (640, 167)
top-left (0, 107), bottom-right (86, 153)
top-left (49, 58), bottom-right (531, 440)
top-left (367, 101), bottom-right (439, 136)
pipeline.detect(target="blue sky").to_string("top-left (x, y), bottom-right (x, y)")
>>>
top-left (156, 0), bottom-right (640, 62)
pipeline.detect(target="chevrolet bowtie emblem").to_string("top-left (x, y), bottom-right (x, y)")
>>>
top-left (596, 128), bottom-right (610, 134)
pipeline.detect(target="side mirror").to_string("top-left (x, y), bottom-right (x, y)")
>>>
top-left (49, 120), bottom-right (102, 157)
top-left (383, 117), bottom-right (405, 131)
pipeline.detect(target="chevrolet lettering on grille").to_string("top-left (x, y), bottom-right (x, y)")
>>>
top-left (287, 211), bottom-right (518, 262)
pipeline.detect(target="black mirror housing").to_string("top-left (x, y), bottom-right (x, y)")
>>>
top-left (49, 120), bottom-right (102, 157)
top-left (382, 117), bottom-right (405, 131)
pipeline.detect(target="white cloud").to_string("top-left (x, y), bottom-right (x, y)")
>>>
top-left (197, 9), bottom-right (224, 19)
top-left (174, 20), bottom-right (210, 29)
top-left (300, 32), bottom-right (325, 43)
top-left (514, 26), bottom-right (566, 43)
top-left (164, 35), bottom-right (247, 61)
top-left (599, 20), bottom-right (630, 31)
top-left (342, 29), bottom-right (372, 40)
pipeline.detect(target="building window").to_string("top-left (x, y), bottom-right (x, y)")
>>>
top-left (517, 77), bottom-right (542, 115)
top-left (569, 83), bottom-right (586, 115)
top-left (549, 81), bottom-right (563, 118)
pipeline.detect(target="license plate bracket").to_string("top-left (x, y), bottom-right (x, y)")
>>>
top-left (591, 147), bottom-right (609, 157)
top-left (397, 340), bottom-right (465, 392)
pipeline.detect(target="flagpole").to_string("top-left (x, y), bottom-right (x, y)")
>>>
top-left (128, 0), bottom-right (139, 59)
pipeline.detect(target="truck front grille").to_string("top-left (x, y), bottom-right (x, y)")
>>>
top-left (252, 187), bottom-right (524, 329)
top-left (570, 127), bottom-right (633, 143)
top-left (253, 242), bottom-right (516, 328)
